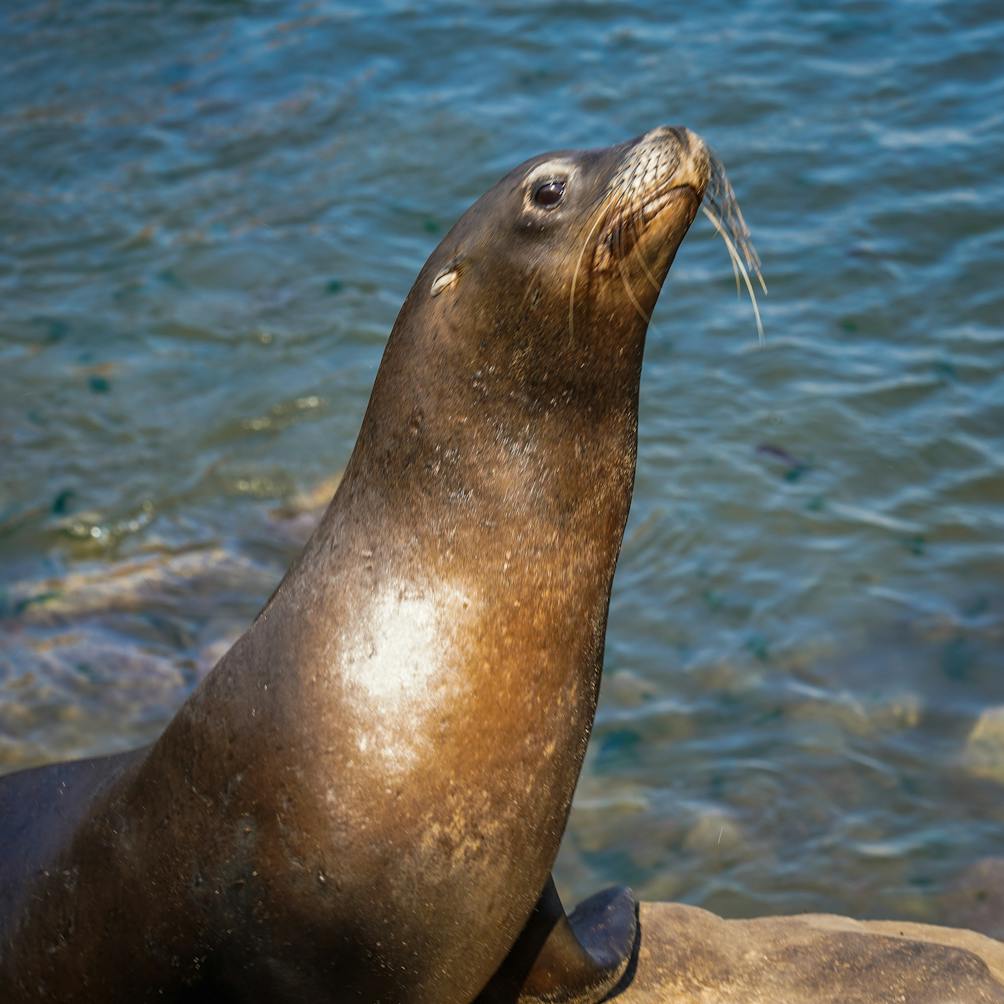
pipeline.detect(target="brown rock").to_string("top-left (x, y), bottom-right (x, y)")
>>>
top-left (610, 902), bottom-right (1004, 1002)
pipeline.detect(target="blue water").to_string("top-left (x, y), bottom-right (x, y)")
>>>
top-left (1, 0), bottom-right (1003, 932)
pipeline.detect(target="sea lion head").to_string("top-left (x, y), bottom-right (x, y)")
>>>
top-left (390, 126), bottom-right (711, 411)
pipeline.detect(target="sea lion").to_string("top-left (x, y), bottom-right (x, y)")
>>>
top-left (0, 125), bottom-right (712, 1002)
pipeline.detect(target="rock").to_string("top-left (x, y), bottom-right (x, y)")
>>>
top-left (267, 472), bottom-right (342, 542)
top-left (610, 902), bottom-right (1004, 1002)
top-left (0, 633), bottom-right (189, 772)
top-left (966, 707), bottom-right (1004, 785)
top-left (603, 668), bottom-right (660, 709)
top-left (681, 808), bottom-right (745, 857)
top-left (942, 857), bottom-right (1004, 941)
top-left (4, 548), bottom-right (267, 622)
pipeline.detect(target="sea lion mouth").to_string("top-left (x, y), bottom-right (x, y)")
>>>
top-left (587, 127), bottom-right (710, 276)
top-left (592, 182), bottom-right (699, 274)
top-left (640, 183), bottom-right (700, 223)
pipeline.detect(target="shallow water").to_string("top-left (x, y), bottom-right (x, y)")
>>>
top-left (1, 0), bottom-right (1003, 931)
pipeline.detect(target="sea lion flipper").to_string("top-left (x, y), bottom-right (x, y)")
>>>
top-left (477, 877), bottom-right (638, 1003)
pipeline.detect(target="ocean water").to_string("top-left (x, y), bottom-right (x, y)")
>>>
top-left (1, 0), bottom-right (1003, 931)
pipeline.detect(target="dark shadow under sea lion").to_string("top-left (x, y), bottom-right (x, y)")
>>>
top-left (1, 126), bottom-right (712, 1003)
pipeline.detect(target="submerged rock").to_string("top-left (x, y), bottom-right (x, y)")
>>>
top-left (942, 857), bottom-right (1004, 942)
top-left (681, 808), bottom-right (745, 857)
top-left (966, 707), bottom-right (1004, 786)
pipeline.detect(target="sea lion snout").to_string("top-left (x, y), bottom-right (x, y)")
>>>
top-left (587, 125), bottom-right (708, 292)
top-left (622, 124), bottom-right (711, 203)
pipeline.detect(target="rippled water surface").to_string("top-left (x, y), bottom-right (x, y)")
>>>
top-left (2, 0), bottom-right (1003, 931)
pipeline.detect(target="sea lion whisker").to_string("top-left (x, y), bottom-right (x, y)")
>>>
top-left (705, 157), bottom-right (767, 294)
top-left (702, 202), bottom-right (743, 298)
top-left (705, 191), bottom-right (760, 281)
top-left (626, 211), bottom-right (664, 294)
top-left (701, 204), bottom-right (765, 343)
top-left (568, 200), bottom-right (612, 341)
top-left (520, 260), bottom-right (546, 311)
top-left (614, 228), bottom-right (654, 328)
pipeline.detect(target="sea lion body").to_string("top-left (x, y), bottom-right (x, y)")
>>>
top-left (0, 127), bottom-right (710, 1002)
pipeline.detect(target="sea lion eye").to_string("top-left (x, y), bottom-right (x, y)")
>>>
top-left (533, 179), bottom-right (565, 208)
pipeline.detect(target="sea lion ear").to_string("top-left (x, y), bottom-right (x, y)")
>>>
top-left (431, 256), bottom-right (464, 297)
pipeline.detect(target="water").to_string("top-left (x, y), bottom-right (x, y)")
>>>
top-left (1, 0), bottom-right (1003, 932)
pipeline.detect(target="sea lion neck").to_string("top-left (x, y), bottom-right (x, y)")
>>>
top-left (330, 283), bottom-right (647, 548)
